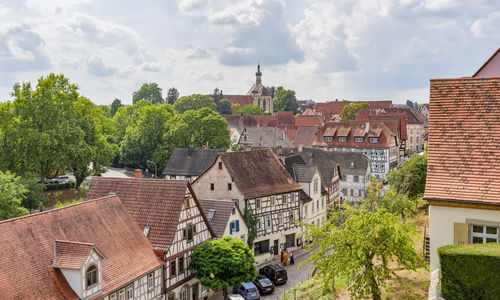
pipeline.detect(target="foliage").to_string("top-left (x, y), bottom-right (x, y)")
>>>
top-left (112, 99), bottom-right (152, 143)
top-left (0, 171), bottom-right (29, 220)
top-left (274, 89), bottom-right (298, 113)
top-left (21, 178), bottom-right (48, 212)
top-left (166, 87), bottom-right (179, 104)
top-left (110, 98), bottom-right (122, 117)
top-left (45, 180), bottom-right (77, 190)
top-left (54, 199), bottom-right (83, 208)
top-left (132, 82), bottom-right (164, 104)
top-left (387, 152), bottom-right (427, 201)
top-left (361, 180), bottom-right (414, 219)
top-left (230, 103), bottom-right (241, 114)
top-left (242, 204), bottom-right (259, 248)
top-left (339, 102), bottom-right (370, 121)
top-left (236, 105), bottom-right (264, 115)
top-left (439, 243), bottom-right (500, 300)
top-left (190, 237), bottom-right (256, 299)
top-left (302, 207), bottom-right (423, 300)
top-left (174, 94), bottom-right (217, 114)
top-left (218, 99), bottom-right (232, 115)
top-left (266, 86), bottom-right (283, 99)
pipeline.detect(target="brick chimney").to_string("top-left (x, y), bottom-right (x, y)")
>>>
top-left (134, 169), bottom-right (142, 179)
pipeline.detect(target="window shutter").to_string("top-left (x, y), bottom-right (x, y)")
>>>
top-left (454, 222), bottom-right (469, 244)
top-left (230, 222), bottom-right (233, 234)
top-left (236, 220), bottom-right (240, 232)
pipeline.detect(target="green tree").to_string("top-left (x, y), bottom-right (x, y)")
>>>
top-left (0, 171), bottom-right (29, 221)
top-left (218, 99), bottom-right (232, 115)
top-left (190, 237), bottom-right (256, 299)
top-left (112, 99), bottom-right (152, 144)
top-left (303, 207), bottom-right (423, 300)
top-left (340, 102), bottom-right (370, 121)
top-left (54, 199), bottom-right (83, 208)
top-left (387, 152), bottom-right (427, 201)
top-left (362, 180), bottom-right (414, 219)
top-left (133, 83), bottom-right (164, 104)
top-left (110, 98), bottom-right (122, 117)
top-left (21, 178), bottom-right (48, 213)
top-left (166, 87), bottom-right (179, 105)
top-left (266, 86), bottom-right (283, 99)
top-left (274, 89), bottom-right (298, 113)
top-left (173, 94), bottom-right (217, 113)
top-left (230, 103), bottom-right (240, 114)
top-left (236, 105), bottom-right (264, 115)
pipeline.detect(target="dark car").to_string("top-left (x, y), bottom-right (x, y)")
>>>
top-left (259, 264), bottom-right (287, 285)
top-left (233, 282), bottom-right (260, 300)
top-left (253, 275), bottom-right (275, 295)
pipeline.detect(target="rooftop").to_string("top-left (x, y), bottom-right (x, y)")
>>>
top-left (162, 148), bottom-right (225, 176)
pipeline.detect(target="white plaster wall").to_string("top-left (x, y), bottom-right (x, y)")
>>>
top-left (429, 205), bottom-right (500, 271)
top-left (81, 250), bottom-right (103, 299)
top-left (223, 206), bottom-right (249, 243)
top-left (60, 268), bottom-right (82, 298)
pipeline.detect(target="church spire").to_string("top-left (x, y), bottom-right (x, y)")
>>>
top-left (255, 63), bottom-right (262, 84)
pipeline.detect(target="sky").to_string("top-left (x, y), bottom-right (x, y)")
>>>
top-left (0, 0), bottom-right (498, 105)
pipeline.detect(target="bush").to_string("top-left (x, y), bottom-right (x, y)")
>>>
top-left (438, 243), bottom-right (500, 299)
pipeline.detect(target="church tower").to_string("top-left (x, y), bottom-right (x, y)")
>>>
top-left (247, 64), bottom-right (273, 114)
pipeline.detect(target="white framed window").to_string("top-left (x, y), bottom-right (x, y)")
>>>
top-left (256, 198), bottom-right (261, 209)
top-left (265, 216), bottom-right (271, 228)
top-left (313, 179), bottom-right (319, 193)
top-left (338, 136), bottom-right (347, 142)
top-left (126, 284), bottom-right (133, 300)
top-left (118, 289), bottom-right (125, 300)
top-left (471, 225), bottom-right (498, 244)
top-left (290, 193), bottom-right (296, 203)
top-left (369, 137), bottom-right (379, 143)
top-left (289, 211), bottom-right (295, 224)
top-left (354, 137), bottom-right (363, 143)
top-left (324, 136), bottom-right (333, 142)
top-left (278, 213), bottom-right (283, 225)
top-left (147, 272), bottom-right (154, 290)
top-left (257, 218), bottom-right (261, 230)
top-left (282, 194), bottom-right (287, 204)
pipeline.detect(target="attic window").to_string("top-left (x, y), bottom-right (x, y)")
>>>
top-left (86, 265), bottom-right (98, 288)
top-left (207, 209), bottom-right (216, 222)
top-left (143, 226), bottom-right (151, 237)
top-left (338, 136), bottom-right (347, 142)
top-left (218, 162), bottom-right (223, 169)
top-left (369, 137), bottom-right (379, 143)
top-left (324, 136), bottom-right (333, 142)
top-left (354, 137), bottom-right (364, 143)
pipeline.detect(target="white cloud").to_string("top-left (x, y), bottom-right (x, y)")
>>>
top-left (189, 71), bottom-right (224, 81)
top-left (86, 55), bottom-right (117, 77)
top-left (471, 12), bottom-right (500, 38)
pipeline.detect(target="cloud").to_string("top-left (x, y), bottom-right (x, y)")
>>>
top-left (471, 12), bottom-right (500, 38)
top-left (189, 71), bottom-right (224, 81)
top-left (86, 56), bottom-right (117, 77)
top-left (185, 47), bottom-right (211, 59)
top-left (0, 24), bottom-right (51, 72)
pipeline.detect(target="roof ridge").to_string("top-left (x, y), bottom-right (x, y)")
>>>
top-left (198, 198), bottom-right (234, 203)
top-left (55, 240), bottom-right (94, 246)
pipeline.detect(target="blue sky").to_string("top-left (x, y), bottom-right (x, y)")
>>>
top-left (0, 0), bottom-right (498, 105)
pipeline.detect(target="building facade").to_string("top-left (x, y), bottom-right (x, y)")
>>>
top-left (162, 148), bottom-right (224, 182)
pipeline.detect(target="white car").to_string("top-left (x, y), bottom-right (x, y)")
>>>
top-left (228, 294), bottom-right (245, 300)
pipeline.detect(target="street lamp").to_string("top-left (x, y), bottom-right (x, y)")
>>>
top-left (146, 160), bottom-right (158, 179)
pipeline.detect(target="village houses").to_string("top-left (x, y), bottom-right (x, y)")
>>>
top-left (162, 148), bottom-right (224, 183)
top-left (192, 149), bottom-right (303, 265)
top-left (86, 178), bottom-right (215, 300)
top-left (198, 198), bottom-right (249, 242)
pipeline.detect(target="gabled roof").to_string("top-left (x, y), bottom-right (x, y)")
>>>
top-left (198, 199), bottom-right (236, 238)
top-left (293, 126), bottom-right (319, 147)
top-left (473, 48), bottom-right (500, 78)
top-left (53, 240), bottom-right (105, 270)
top-left (162, 148), bottom-right (225, 176)
top-left (291, 164), bottom-right (317, 183)
top-left (0, 196), bottom-right (162, 299)
top-left (247, 83), bottom-right (270, 96)
top-left (297, 148), bottom-right (340, 189)
top-left (295, 115), bottom-right (322, 127)
top-left (86, 178), bottom-right (215, 252)
top-left (217, 149), bottom-right (302, 198)
top-left (424, 77), bottom-right (500, 205)
top-left (323, 152), bottom-right (370, 176)
top-left (240, 127), bottom-right (295, 148)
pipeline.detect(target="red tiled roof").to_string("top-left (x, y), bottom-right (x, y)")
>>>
top-left (296, 115), bottom-right (321, 127)
top-left (86, 178), bottom-right (214, 252)
top-left (223, 95), bottom-right (254, 107)
top-left (53, 240), bottom-right (102, 269)
top-left (0, 196), bottom-right (162, 299)
top-left (424, 77), bottom-right (500, 205)
top-left (219, 149), bottom-right (302, 198)
top-left (277, 111), bottom-right (295, 126)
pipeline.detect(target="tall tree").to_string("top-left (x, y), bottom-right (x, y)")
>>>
top-left (21, 178), bottom-right (48, 213)
top-left (340, 102), bottom-right (370, 121)
top-left (236, 105), bottom-right (264, 115)
top-left (190, 237), bottom-right (256, 300)
top-left (133, 82), bottom-right (164, 104)
top-left (274, 89), bottom-right (298, 113)
top-left (173, 94), bottom-right (217, 113)
top-left (387, 152), bottom-right (427, 205)
top-left (0, 171), bottom-right (29, 221)
top-left (166, 87), bottom-right (179, 104)
top-left (218, 99), bottom-right (232, 115)
top-left (303, 207), bottom-right (423, 300)
top-left (266, 86), bottom-right (283, 99)
top-left (112, 99), bottom-right (152, 144)
top-left (110, 98), bottom-right (122, 117)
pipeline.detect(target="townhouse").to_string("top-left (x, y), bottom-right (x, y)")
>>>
top-left (162, 148), bottom-right (225, 182)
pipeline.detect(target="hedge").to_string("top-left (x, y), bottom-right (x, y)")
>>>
top-left (438, 243), bottom-right (500, 300)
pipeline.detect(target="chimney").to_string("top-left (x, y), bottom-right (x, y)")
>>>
top-left (298, 144), bottom-right (303, 152)
top-left (365, 122), bottom-right (370, 134)
top-left (134, 169), bottom-right (142, 179)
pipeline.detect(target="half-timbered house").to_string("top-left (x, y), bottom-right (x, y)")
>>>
top-left (192, 149), bottom-right (303, 265)
top-left (86, 178), bottom-right (215, 300)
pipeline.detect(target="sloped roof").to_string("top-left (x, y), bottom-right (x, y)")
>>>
top-left (296, 115), bottom-right (321, 127)
top-left (298, 148), bottom-right (340, 189)
top-left (162, 148), bottom-right (225, 176)
top-left (247, 83), bottom-right (270, 96)
top-left (324, 152), bottom-right (370, 176)
top-left (291, 164), bottom-right (317, 183)
top-left (424, 77), bottom-right (500, 205)
top-left (198, 199), bottom-right (235, 238)
top-left (53, 241), bottom-right (103, 270)
top-left (0, 196), bottom-right (162, 299)
top-left (219, 149), bottom-right (302, 198)
top-left (293, 126), bottom-right (319, 147)
top-left (240, 127), bottom-right (295, 148)
top-left (86, 178), bottom-right (214, 252)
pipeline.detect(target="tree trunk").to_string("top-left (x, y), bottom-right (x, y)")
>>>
top-left (366, 262), bottom-right (381, 300)
top-left (222, 287), bottom-right (228, 300)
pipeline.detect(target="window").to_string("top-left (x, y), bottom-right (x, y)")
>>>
top-left (184, 224), bottom-right (194, 242)
top-left (143, 225), bottom-right (151, 237)
top-left (289, 211), bottom-right (295, 224)
top-left (256, 198), bottom-right (261, 209)
top-left (324, 136), bottom-right (333, 142)
top-left (170, 260), bottom-right (176, 278)
top-left (254, 240), bottom-right (270, 255)
top-left (126, 284), bottom-right (133, 300)
top-left (184, 198), bottom-right (190, 208)
top-left (350, 189), bottom-right (354, 196)
top-left (369, 137), bottom-right (379, 143)
top-left (471, 225), bottom-right (498, 244)
top-left (118, 289), bottom-right (125, 300)
top-left (338, 136), bottom-right (347, 142)
top-left (207, 209), bottom-right (216, 222)
top-left (110, 293), bottom-right (117, 300)
top-left (410, 137), bottom-right (413, 143)
top-left (228, 183), bottom-right (232, 190)
top-left (231, 207), bottom-right (236, 215)
top-left (179, 286), bottom-right (188, 300)
top-left (147, 272), bottom-right (154, 290)
top-left (290, 193), bottom-right (296, 203)
top-left (178, 256), bottom-right (185, 273)
top-left (316, 201), bottom-right (319, 211)
top-left (257, 218), bottom-right (261, 230)
top-left (86, 265), bottom-right (98, 288)
top-left (313, 179), bottom-right (319, 193)
top-left (312, 202), bottom-right (314, 213)
top-left (322, 198), bottom-right (325, 208)
top-left (341, 188), bottom-right (347, 195)
top-left (341, 175), bottom-right (346, 181)
top-left (210, 183), bottom-right (214, 190)
top-left (354, 137), bottom-right (364, 143)
top-left (230, 220), bottom-right (240, 234)
top-left (265, 216), bottom-right (271, 229)
top-left (218, 162), bottom-right (223, 169)
top-left (353, 175), bottom-right (359, 183)
top-left (270, 196), bottom-right (274, 206)
top-left (282, 194), bottom-right (287, 204)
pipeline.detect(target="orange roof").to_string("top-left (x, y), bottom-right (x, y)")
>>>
top-left (53, 241), bottom-right (103, 269)
top-left (0, 196), bottom-right (163, 299)
top-left (424, 77), bottom-right (500, 205)
top-left (296, 115), bottom-right (321, 126)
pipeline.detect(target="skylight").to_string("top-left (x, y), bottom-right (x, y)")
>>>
top-left (207, 209), bottom-right (216, 222)
top-left (143, 226), bottom-right (151, 237)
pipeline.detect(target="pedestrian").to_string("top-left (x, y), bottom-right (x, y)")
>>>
top-left (290, 250), bottom-right (295, 265)
top-left (280, 249), bottom-right (284, 263)
top-left (283, 250), bottom-right (288, 266)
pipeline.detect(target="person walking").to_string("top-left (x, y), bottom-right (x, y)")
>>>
top-left (290, 250), bottom-right (295, 265)
top-left (283, 250), bottom-right (288, 266)
top-left (280, 249), bottom-right (284, 263)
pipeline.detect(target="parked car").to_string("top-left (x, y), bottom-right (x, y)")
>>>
top-left (228, 294), bottom-right (245, 300)
top-left (259, 264), bottom-right (287, 285)
top-left (253, 275), bottom-right (274, 295)
top-left (48, 175), bottom-right (70, 185)
top-left (233, 282), bottom-right (260, 300)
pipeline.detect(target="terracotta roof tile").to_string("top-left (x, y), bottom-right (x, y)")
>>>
top-left (53, 240), bottom-right (97, 269)
top-left (296, 115), bottom-right (322, 127)
top-left (0, 196), bottom-right (162, 299)
top-left (424, 77), bottom-right (500, 205)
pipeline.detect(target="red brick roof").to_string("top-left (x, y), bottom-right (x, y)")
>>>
top-left (219, 149), bottom-right (302, 198)
top-left (53, 240), bottom-right (103, 269)
top-left (223, 95), bottom-right (254, 107)
top-left (0, 196), bottom-right (162, 299)
top-left (424, 77), bottom-right (500, 205)
top-left (296, 115), bottom-right (321, 126)
top-left (86, 178), bottom-right (215, 252)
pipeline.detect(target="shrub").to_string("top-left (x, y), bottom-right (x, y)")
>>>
top-left (438, 243), bottom-right (500, 300)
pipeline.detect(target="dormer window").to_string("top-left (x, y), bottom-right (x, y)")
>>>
top-left (338, 136), bottom-right (347, 142)
top-left (324, 136), bottom-right (333, 142)
top-left (354, 137), bottom-right (364, 143)
top-left (369, 137), bottom-right (379, 143)
top-left (86, 265), bottom-right (98, 288)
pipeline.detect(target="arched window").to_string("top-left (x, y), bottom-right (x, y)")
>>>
top-left (86, 265), bottom-right (98, 287)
